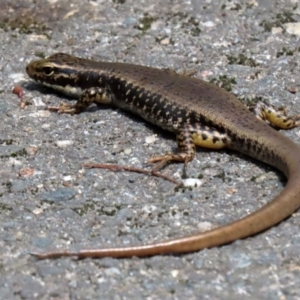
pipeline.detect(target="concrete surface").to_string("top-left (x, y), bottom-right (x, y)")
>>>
top-left (1, 0), bottom-right (300, 299)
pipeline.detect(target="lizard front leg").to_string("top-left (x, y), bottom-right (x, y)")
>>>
top-left (49, 86), bottom-right (113, 114)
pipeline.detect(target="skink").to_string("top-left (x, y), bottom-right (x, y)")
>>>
top-left (26, 53), bottom-right (300, 259)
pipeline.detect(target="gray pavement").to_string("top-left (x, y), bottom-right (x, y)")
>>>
top-left (1, 0), bottom-right (300, 299)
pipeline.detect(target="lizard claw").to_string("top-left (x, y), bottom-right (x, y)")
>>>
top-left (147, 153), bottom-right (178, 171)
top-left (47, 103), bottom-right (76, 114)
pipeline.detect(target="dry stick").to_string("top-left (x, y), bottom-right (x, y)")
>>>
top-left (82, 163), bottom-right (181, 185)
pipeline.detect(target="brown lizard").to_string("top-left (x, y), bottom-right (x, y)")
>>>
top-left (26, 53), bottom-right (300, 259)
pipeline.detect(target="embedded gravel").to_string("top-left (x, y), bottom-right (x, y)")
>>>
top-left (1, 0), bottom-right (300, 299)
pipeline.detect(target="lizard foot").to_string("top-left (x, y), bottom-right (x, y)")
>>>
top-left (47, 103), bottom-right (76, 114)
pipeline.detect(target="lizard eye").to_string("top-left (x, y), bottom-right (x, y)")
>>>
top-left (42, 67), bottom-right (54, 76)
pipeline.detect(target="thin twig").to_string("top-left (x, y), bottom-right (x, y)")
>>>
top-left (82, 163), bottom-right (181, 185)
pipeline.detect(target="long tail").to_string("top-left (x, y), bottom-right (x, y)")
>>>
top-left (32, 161), bottom-right (300, 259)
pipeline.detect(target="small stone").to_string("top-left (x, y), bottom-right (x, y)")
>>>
top-left (283, 22), bottom-right (300, 36)
top-left (32, 208), bottom-right (43, 215)
top-left (8, 72), bottom-right (26, 81)
top-left (145, 135), bottom-right (158, 144)
top-left (160, 37), bottom-right (170, 45)
top-left (55, 140), bottom-right (74, 147)
top-left (39, 187), bottom-right (77, 203)
top-left (181, 178), bottom-right (202, 187)
top-left (202, 21), bottom-right (215, 27)
top-left (124, 148), bottom-right (132, 155)
top-left (29, 110), bottom-right (51, 118)
top-left (286, 85), bottom-right (298, 94)
top-left (271, 27), bottom-right (283, 34)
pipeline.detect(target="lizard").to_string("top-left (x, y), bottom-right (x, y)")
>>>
top-left (25, 53), bottom-right (300, 259)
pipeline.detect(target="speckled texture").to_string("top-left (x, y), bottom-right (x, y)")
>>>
top-left (1, 0), bottom-right (300, 299)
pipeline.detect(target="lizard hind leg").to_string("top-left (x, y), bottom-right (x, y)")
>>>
top-left (249, 101), bottom-right (300, 129)
top-left (147, 125), bottom-right (196, 174)
top-left (147, 124), bottom-right (230, 174)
